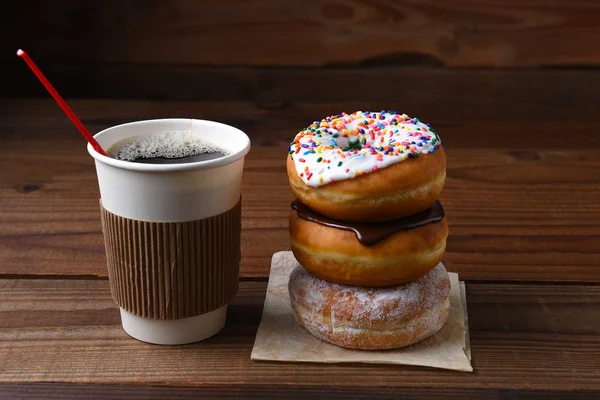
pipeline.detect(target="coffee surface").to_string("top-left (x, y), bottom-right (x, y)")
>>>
top-left (129, 152), bottom-right (226, 164)
top-left (108, 132), bottom-right (229, 164)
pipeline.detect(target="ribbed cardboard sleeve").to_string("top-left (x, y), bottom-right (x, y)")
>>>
top-left (100, 199), bottom-right (241, 320)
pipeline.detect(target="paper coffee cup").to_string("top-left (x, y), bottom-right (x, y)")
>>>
top-left (88, 118), bottom-right (251, 345)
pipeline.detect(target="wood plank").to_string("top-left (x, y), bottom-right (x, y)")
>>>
top-left (5, 66), bottom-right (600, 124)
top-left (4, 0), bottom-right (600, 67)
top-left (0, 279), bottom-right (599, 393)
top-left (1, 99), bottom-right (600, 281)
top-left (2, 383), bottom-right (599, 400)
top-left (3, 97), bottom-right (600, 149)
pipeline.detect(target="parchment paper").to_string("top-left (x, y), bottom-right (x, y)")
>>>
top-left (251, 251), bottom-right (473, 372)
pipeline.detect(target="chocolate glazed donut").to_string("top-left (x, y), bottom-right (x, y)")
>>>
top-left (289, 201), bottom-right (448, 287)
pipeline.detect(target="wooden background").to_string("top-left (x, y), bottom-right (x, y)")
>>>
top-left (4, 0), bottom-right (600, 99)
top-left (2, 0), bottom-right (600, 282)
top-left (2, 1), bottom-right (600, 399)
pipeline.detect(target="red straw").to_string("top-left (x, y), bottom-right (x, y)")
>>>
top-left (16, 49), bottom-right (108, 156)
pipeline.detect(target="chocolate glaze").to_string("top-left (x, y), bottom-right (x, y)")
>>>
top-left (291, 200), bottom-right (445, 246)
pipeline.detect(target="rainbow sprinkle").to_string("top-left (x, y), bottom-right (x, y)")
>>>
top-left (287, 111), bottom-right (441, 187)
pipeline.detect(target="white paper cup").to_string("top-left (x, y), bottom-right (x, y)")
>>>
top-left (88, 118), bottom-right (250, 345)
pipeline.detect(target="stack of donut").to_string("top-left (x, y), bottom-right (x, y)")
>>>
top-left (286, 111), bottom-right (451, 350)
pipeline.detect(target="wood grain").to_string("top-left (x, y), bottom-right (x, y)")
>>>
top-left (5, 65), bottom-right (600, 121)
top-left (1, 99), bottom-right (600, 281)
top-left (0, 279), bottom-right (599, 393)
top-left (3, 95), bottom-right (600, 148)
top-left (4, 0), bottom-right (600, 67)
top-left (2, 383), bottom-right (599, 400)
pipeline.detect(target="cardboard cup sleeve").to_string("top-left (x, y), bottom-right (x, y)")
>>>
top-left (100, 199), bottom-right (241, 320)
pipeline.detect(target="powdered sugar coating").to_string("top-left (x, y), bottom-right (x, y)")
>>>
top-left (292, 299), bottom-right (449, 350)
top-left (289, 263), bottom-right (451, 350)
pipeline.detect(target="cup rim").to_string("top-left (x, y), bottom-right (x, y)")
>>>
top-left (87, 118), bottom-right (251, 172)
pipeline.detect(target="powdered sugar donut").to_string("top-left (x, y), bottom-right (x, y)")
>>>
top-left (287, 111), bottom-right (446, 222)
top-left (288, 263), bottom-right (451, 350)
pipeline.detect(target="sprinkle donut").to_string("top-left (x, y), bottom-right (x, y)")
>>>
top-left (287, 111), bottom-right (446, 222)
top-left (288, 262), bottom-right (451, 350)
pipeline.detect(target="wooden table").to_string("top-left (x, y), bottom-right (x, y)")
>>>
top-left (1, 97), bottom-right (599, 399)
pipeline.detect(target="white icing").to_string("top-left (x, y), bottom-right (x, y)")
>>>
top-left (288, 111), bottom-right (441, 187)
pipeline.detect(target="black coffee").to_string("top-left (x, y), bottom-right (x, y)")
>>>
top-left (130, 152), bottom-right (226, 164)
top-left (108, 132), bottom-right (229, 164)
